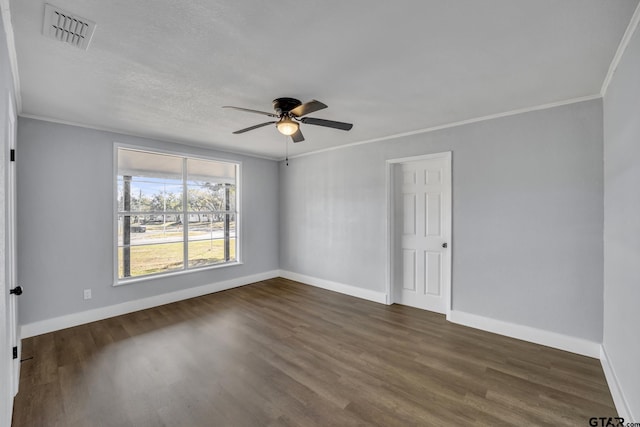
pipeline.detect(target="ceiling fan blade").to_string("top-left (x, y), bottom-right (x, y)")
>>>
top-left (300, 117), bottom-right (353, 131)
top-left (223, 106), bottom-right (278, 118)
top-left (289, 100), bottom-right (328, 117)
top-left (232, 121), bottom-right (276, 134)
top-left (291, 129), bottom-right (305, 143)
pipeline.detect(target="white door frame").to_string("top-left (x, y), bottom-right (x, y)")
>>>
top-left (2, 88), bottom-right (18, 425)
top-left (386, 151), bottom-right (452, 317)
top-left (7, 92), bottom-right (19, 397)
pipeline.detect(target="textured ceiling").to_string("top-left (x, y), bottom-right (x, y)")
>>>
top-left (9, 0), bottom-right (640, 159)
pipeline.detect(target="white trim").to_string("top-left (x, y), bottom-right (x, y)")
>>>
top-left (20, 270), bottom-right (280, 338)
top-left (21, 96), bottom-right (600, 164)
top-left (19, 113), bottom-right (280, 161)
top-left (113, 144), bottom-right (118, 285)
top-left (279, 270), bottom-right (387, 305)
top-left (283, 95), bottom-right (602, 161)
top-left (600, 345), bottom-right (634, 422)
top-left (601, 3), bottom-right (640, 97)
top-left (385, 152), bottom-right (452, 316)
top-left (385, 151), bottom-right (452, 165)
top-left (7, 89), bottom-right (19, 398)
top-left (276, 272), bottom-right (599, 359)
top-left (385, 162), bottom-right (393, 306)
top-left (114, 142), bottom-right (245, 167)
top-left (0, 0), bottom-right (22, 112)
top-left (448, 310), bottom-right (600, 358)
top-left (114, 261), bottom-right (244, 286)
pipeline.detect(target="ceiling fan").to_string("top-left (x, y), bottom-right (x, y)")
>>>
top-left (223, 98), bottom-right (353, 143)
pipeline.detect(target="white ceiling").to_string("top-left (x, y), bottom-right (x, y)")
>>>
top-left (9, 0), bottom-right (639, 159)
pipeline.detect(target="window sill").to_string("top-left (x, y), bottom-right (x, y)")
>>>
top-left (113, 261), bottom-right (243, 287)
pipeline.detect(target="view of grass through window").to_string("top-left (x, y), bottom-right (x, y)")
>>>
top-left (117, 148), bottom-right (238, 280)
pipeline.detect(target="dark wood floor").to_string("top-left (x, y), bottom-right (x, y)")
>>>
top-left (13, 278), bottom-right (616, 426)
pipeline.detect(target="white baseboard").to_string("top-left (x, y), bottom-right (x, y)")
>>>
top-left (279, 270), bottom-right (387, 304)
top-left (600, 345), bottom-right (634, 422)
top-left (447, 310), bottom-right (601, 358)
top-left (20, 270), bottom-right (280, 338)
top-left (278, 272), bottom-right (599, 358)
top-left (22, 270), bottom-right (631, 420)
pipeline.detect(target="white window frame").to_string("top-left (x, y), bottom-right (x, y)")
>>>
top-left (113, 143), bottom-right (242, 286)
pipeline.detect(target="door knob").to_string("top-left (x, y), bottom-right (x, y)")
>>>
top-left (442, 243), bottom-right (448, 248)
top-left (9, 286), bottom-right (22, 296)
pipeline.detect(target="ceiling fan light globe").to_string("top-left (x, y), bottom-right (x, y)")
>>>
top-left (277, 118), bottom-right (299, 136)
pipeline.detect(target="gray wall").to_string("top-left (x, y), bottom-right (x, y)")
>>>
top-left (280, 100), bottom-right (604, 342)
top-left (17, 118), bottom-right (279, 325)
top-left (603, 25), bottom-right (640, 419)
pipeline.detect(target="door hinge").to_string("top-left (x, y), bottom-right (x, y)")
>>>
top-left (12, 346), bottom-right (17, 359)
top-left (10, 149), bottom-right (15, 162)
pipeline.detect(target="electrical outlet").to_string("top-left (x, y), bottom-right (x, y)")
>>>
top-left (83, 289), bottom-right (92, 300)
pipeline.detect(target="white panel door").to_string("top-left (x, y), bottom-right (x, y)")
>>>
top-left (394, 156), bottom-right (451, 313)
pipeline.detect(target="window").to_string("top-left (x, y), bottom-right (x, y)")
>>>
top-left (116, 147), bottom-right (239, 282)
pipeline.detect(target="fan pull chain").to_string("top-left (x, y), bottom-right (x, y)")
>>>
top-left (285, 135), bottom-right (289, 166)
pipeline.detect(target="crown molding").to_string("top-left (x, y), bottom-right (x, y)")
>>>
top-left (282, 94), bottom-right (602, 161)
top-left (601, 2), bottom-right (640, 96)
top-left (18, 113), bottom-right (280, 161)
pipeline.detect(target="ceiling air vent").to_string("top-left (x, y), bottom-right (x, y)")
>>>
top-left (42, 3), bottom-right (96, 50)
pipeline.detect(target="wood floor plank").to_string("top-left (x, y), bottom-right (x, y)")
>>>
top-left (12, 278), bottom-right (616, 426)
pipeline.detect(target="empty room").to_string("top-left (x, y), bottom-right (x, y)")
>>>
top-left (1, 1), bottom-right (639, 426)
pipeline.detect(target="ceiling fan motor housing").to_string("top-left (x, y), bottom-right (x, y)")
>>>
top-left (273, 98), bottom-right (302, 115)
